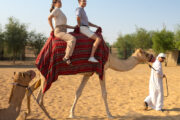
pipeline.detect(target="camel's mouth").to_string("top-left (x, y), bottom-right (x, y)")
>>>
top-left (149, 54), bottom-right (155, 63)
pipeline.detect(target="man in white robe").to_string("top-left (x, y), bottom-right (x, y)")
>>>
top-left (144, 53), bottom-right (166, 111)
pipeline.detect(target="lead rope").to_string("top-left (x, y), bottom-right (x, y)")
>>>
top-left (164, 76), bottom-right (169, 97)
top-left (26, 87), bottom-right (52, 120)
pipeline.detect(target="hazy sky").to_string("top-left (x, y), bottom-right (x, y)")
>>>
top-left (0, 0), bottom-right (180, 44)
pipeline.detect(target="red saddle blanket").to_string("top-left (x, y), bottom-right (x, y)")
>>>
top-left (36, 28), bottom-right (109, 93)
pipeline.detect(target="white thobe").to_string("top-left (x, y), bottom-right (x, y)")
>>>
top-left (144, 59), bottom-right (164, 111)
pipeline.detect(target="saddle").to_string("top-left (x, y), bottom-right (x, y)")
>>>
top-left (35, 27), bottom-right (109, 93)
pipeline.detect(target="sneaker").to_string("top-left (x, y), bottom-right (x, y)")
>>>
top-left (88, 57), bottom-right (98, 63)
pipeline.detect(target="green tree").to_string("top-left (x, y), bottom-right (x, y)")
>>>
top-left (0, 25), bottom-right (4, 60)
top-left (105, 42), bottom-right (110, 48)
top-left (4, 17), bottom-right (28, 63)
top-left (152, 29), bottom-right (175, 54)
top-left (175, 25), bottom-right (180, 50)
top-left (114, 34), bottom-right (135, 59)
top-left (27, 31), bottom-right (46, 56)
top-left (134, 28), bottom-right (152, 49)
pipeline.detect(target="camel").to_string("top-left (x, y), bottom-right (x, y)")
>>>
top-left (0, 70), bottom-right (35, 120)
top-left (26, 48), bottom-right (154, 119)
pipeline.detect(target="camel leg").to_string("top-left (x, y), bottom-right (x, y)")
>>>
top-left (26, 79), bottom-right (41, 114)
top-left (36, 86), bottom-right (44, 105)
top-left (34, 74), bottom-right (53, 120)
top-left (26, 73), bottom-right (52, 120)
top-left (36, 74), bottom-right (45, 108)
top-left (16, 112), bottom-right (27, 120)
top-left (36, 74), bottom-right (46, 104)
top-left (69, 75), bottom-right (90, 118)
top-left (99, 73), bottom-right (113, 118)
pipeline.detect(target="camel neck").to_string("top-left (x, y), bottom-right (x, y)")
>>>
top-left (109, 54), bottom-right (140, 71)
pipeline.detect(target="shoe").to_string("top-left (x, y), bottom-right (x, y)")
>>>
top-left (88, 57), bottom-right (98, 63)
top-left (62, 57), bottom-right (72, 65)
top-left (144, 102), bottom-right (148, 110)
top-left (161, 109), bottom-right (165, 112)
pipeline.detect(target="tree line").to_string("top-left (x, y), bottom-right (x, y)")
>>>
top-left (0, 17), bottom-right (47, 63)
top-left (113, 26), bottom-right (180, 59)
top-left (1, 17), bottom-right (180, 62)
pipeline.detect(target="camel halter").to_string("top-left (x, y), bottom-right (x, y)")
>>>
top-left (11, 82), bottom-right (28, 88)
top-left (145, 62), bottom-right (169, 97)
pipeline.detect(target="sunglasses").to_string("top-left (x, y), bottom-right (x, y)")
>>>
top-left (161, 57), bottom-right (165, 59)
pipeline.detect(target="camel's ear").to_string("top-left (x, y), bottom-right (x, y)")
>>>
top-left (139, 48), bottom-right (143, 53)
top-left (14, 72), bottom-right (16, 75)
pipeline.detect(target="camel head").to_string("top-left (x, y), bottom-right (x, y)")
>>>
top-left (12, 70), bottom-right (36, 86)
top-left (9, 70), bottom-right (36, 104)
top-left (0, 71), bottom-right (35, 120)
top-left (133, 48), bottom-right (155, 63)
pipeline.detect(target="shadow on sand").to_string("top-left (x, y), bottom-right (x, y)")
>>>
top-left (61, 108), bottom-right (180, 120)
top-left (43, 113), bottom-right (180, 120)
top-left (133, 115), bottom-right (180, 120)
top-left (164, 108), bottom-right (180, 112)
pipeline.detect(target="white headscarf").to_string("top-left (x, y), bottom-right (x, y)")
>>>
top-left (157, 53), bottom-right (166, 59)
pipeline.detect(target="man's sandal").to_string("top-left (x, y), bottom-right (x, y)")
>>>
top-left (62, 58), bottom-right (72, 65)
top-left (144, 102), bottom-right (148, 110)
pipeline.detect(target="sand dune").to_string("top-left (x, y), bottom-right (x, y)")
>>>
top-left (0, 64), bottom-right (180, 120)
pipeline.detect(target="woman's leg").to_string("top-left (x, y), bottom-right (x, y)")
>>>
top-left (54, 31), bottom-right (76, 63)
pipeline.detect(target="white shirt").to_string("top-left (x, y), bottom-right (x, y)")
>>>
top-left (50, 7), bottom-right (67, 27)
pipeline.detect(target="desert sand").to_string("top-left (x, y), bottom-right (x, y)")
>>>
top-left (0, 61), bottom-right (180, 120)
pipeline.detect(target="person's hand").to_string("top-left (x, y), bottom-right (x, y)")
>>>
top-left (73, 26), bottom-right (76, 29)
top-left (96, 26), bottom-right (102, 33)
top-left (74, 25), bottom-right (80, 33)
top-left (96, 25), bottom-right (100, 28)
top-left (98, 26), bottom-right (102, 30)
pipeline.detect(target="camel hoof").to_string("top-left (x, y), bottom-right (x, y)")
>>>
top-left (50, 118), bottom-right (56, 120)
top-left (107, 114), bottom-right (114, 119)
top-left (16, 112), bottom-right (28, 120)
top-left (69, 114), bottom-right (75, 118)
top-left (27, 110), bottom-right (31, 115)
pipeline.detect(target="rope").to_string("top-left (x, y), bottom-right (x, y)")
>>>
top-left (10, 82), bottom-right (52, 120)
top-left (26, 87), bottom-right (52, 120)
top-left (164, 76), bottom-right (169, 97)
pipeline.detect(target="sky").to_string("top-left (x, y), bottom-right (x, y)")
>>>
top-left (0, 0), bottom-right (180, 45)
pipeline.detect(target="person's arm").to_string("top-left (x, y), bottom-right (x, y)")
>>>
top-left (88, 22), bottom-right (99, 28)
top-left (64, 25), bottom-right (76, 29)
top-left (48, 14), bottom-right (54, 32)
top-left (77, 16), bottom-right (81, 27)
top-left (154, 64), bottom-right (163, 78)
top-left (76, 8), bottom-right (81, 27)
